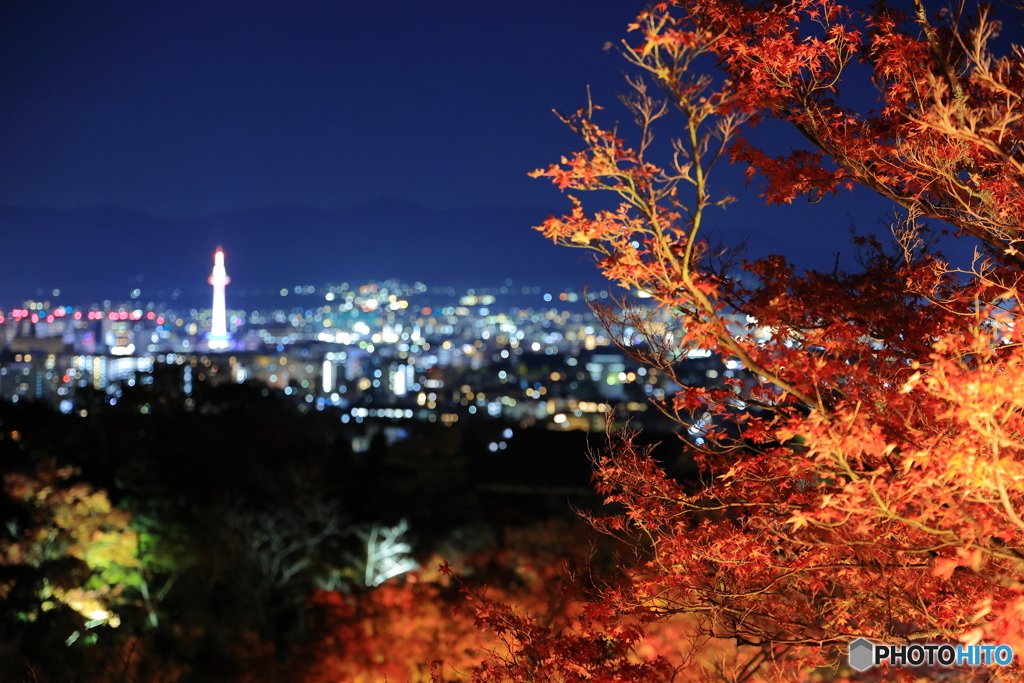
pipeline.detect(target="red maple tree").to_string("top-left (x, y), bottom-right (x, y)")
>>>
top-left (472, 0), bottom-right (1024, 680)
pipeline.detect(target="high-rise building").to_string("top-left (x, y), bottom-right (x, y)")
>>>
top-left (207, 247), bottom-right (232, 350)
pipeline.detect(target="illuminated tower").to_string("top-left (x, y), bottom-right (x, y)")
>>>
top-left (207, 247), bottom-right (231, 350)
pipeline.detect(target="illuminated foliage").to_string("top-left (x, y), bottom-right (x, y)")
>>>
top-left (299, 574), bottom-right (487, 683)
top-left (502, 0), bottom-right (1024, 679)
top-left (1, 458), bottom-right (140, 635)
top-left (353, 518), bottom-right (419, 587)
top-left (298, 521), bottom-right (629, 683)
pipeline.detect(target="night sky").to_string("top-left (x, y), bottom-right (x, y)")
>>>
top-left (0, 0), bottom-right (992, 306)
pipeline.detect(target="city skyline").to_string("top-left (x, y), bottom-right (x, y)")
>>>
top-left (0, 255), bottom-right (696, 436)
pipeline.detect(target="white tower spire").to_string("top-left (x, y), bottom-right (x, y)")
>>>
top-left (208, 247), bottom-right (231, 350)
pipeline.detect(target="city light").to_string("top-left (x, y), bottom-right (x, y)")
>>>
top-left (0, 274), bottom-right (732, 435)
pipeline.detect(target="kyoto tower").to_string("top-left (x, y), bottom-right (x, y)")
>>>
top-left (207, 247), bottom-right (231, 350)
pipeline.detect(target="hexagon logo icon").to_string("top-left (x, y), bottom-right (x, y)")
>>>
top-left (848, 638), bottom-right (875, 672)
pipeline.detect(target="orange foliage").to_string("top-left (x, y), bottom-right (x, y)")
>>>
top-left (289, 522), bottom-right (596, 682)
top-left (298, 578), bottom-right (485, 682)
top-left (495, 0), bottom-right (1024, 680)
top-left (287, 522), bottom-right (792, 683)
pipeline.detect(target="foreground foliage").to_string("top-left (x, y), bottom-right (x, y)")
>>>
top-left (477, 0), bottom-right (1024, 679)
top-left (0, 390), bottom-right (614, 682)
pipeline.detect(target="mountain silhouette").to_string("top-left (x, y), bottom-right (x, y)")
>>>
top-left (0, 201), bottom-right (604, 306)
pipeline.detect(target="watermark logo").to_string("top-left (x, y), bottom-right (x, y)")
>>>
top-left (848, 638), bottom-right (1015, 671)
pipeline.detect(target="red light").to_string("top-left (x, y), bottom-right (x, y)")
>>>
top-left (118, 311), bottom-right (129, 320)
top-left (62, 375), bottom-right (70, 383)
top-left (156, 316), bottom-right (165, 325)
top-left (146, 311), bottom-right (155, 320)
top-left (46, 315), bottom-right (54, 323)
top-left (130, 311), bottom-right (142, 320)
top-left (108, 312), bottom-right (118, 321)
top-left (30, 314), bottom-right (39, 324)
top-left (0, 316), bottom-right (4, 324)
top-left (73, 312), bottom-right (82, 320)
top-left (54, 309), bottom-right (66, 317)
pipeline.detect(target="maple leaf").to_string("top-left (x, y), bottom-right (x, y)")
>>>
top-left (932, 556), bottom-right (960, 580)
top-left (489, 0), bottom-right (1024, 678)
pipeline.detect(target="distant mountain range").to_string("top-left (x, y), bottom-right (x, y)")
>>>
top-left (0, 200), bottom-right (606, 307)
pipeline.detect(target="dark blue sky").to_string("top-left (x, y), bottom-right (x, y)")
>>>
top-left (1, 0), bottom-right (645, 215)
top-left (0, 0), bottom-right (997, 304)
